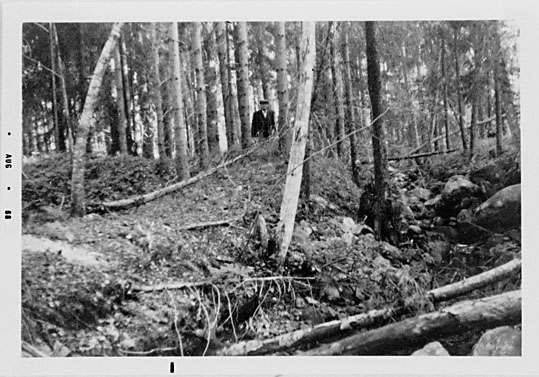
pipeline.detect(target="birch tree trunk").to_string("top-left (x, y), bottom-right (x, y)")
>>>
top-left (235, 22), bottom-right (251, 149)
top-left (71, 22), bottom-right (124, 217)
top-left (275, 22), bottom-right (291, 157)
top-left (365, 21), bottom-right (388, 241)
top-left (193, 22), bottom-right (210, 167)
top-left (169, 22), bottom-right (190, 180)
top-left (274, 22), bottom-right (316, 265)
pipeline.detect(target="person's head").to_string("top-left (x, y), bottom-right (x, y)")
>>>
top-left (260, 99), bottom-right (269, 110)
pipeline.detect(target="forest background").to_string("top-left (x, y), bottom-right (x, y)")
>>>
top-left (2, 0), bottom-right (539, 375)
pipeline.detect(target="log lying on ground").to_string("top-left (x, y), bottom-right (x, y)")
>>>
top-left (176, 218), bottom-right (240, 231)
top-left (388, 149), bottom-right (457, 162)
top-left (217, 257), bottom-right (521, 356)
top-left (300, 289), bottom-right (521, 355)
top-left (101, 149), bottom-right (255, 210)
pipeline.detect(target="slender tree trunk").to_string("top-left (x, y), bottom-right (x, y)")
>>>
top-left (52, 24), bottom-right (73, 153)
top-left (226, 22), bottom-right (241, 146)
top-left (216, 22), bottom-right (233, 150)
top-left (493, 26), bottom-right (504, 155)
top-left (159, 38), bottom-right (175, 159)
top-left (150, 23), bottom-right (167, 163)
top-left (470, 95), bottom-right (477, 160)
top-left (275, 22), bottom-right (316, 265)
top-left (113, 45), bottom-right (128, 155)
top-left (193, 22), bottom-right (210, 167)
top-left (169, 22), bottom-right (190, 180)
top-left (453, 27), bottom-right (467, 151)
top-left (71, 22), bottom-right (124, 217)
top-left (203, 22), bottom-right (222, 155)
top-left (330, 23), bottom-right (346, 159)
top-left (180, 47), bottom-right (195, 158)
top-left (441, 36), bottom-right (451, 151)
top-left (365, 21), bottom-right (388, 241)
top-left (275, 22), bottom-right (291, 156)
top-left (342, 22), bottom-right (360, 186)
top-left (48, 23), bottom-right (61, 152)
top-left (235, 22), bottom-right (252, 149)
top-left (78, 24), bottom-right (88, 112)
top-left (139, 71), bottom-right (154, 159)
top-left (119, 32), bottom-right (136, 154)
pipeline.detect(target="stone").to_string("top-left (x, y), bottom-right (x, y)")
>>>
top-left (409, 187), bottom-right (432, 201)
top-left (473, 184), bottom-right (521, 233)
top-left (472, 326), bottom-right (521, 356)
top-left (436, 175), bottom-right (483, 218)
top-left (412, 341), bottom-right (450, 356)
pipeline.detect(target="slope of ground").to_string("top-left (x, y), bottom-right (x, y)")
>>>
top-left (21, 142), bottom-right (521, 356)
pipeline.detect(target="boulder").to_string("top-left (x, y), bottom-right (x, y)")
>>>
top-left (473, 184), bottom-right (521, 233)
top-left (409, 186), bottom-right (432, 202)
top-left (436, 175), bottom-right (484, 218)
top-left (472, 326), bottom-right (521, 356)
top-left (412, 341), bottom-right (450, 356)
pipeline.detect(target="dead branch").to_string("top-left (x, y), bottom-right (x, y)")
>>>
top-left (177, 218), bottom-right (239, 231)
top-left (100, 148), bottom-right (256, 211)
top-left (217, 257), bottom-right (521, 355)
top-left (300, 289), bottom-right (521, 355)
top-left (132, 280), bottom-right (211, 293)
top-left (388, 149), bottom-right (458, 161)
top-left (407, 257), bottom-right (521, 306)
top-left (132, 276), bottom-right (315, 294)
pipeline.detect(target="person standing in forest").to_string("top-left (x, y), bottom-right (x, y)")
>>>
top-left (251, 99), bottom-right (275, 139)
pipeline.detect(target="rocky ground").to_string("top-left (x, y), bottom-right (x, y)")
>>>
top-left (21, 141), bottom-right (521, 357)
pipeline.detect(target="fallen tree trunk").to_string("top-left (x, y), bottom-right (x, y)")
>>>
top-left (388, 149), bottom-right (458, 161)
top-left (410, 257), bottom-right (521, 305)
top-left (101, 148), bottom-right (256, 210)
top-left (217, 257), bottom-right (521, 355)
top-left (300, 289), bottom-right (521, 355)
top-left (176, 218), bottom-right (239, 231)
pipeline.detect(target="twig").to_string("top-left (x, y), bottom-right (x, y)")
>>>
top-left (132, 280), bottom-right (211, 293)
top-left (167, 290), bottom-right (184, 356)
top-left (119, 347), bottom-right (177, 356)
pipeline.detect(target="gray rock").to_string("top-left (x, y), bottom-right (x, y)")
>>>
top-left (412, 341), bottom-right (450, 356)
top-left (409, 187), bottom-right (432, 201)
top-left (473, 184), bottom-right (521, 233)
top-left (436, 176), bottom-right (484, 218)
top-left (472, 326), bottom-right (521, 356)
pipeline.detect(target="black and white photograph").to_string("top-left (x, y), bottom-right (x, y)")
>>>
top-left (1, 1), bottom-right (538, 376)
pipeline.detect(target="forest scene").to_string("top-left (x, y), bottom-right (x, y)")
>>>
top-left (21, 20), bottom-right (521, 357)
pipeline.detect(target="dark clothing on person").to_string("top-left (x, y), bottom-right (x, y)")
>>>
top-left (251, 109), bottom-right (275, 138)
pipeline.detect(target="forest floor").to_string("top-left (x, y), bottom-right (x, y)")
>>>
top-left (21, 139), bottom-right (521, 357)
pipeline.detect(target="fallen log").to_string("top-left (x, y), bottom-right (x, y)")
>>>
top-left (388, 148), bottom-right (457, 162)
top-left (101, 148), bottom-right (256, 210)
top-left (217, 257), bottom-right (521, 355)
top-left (176, 218), bottom-right (240, 231)
top-left (299, 289), bottom-right (521, 355)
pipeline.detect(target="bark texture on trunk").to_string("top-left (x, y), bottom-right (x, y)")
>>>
top-left (71, 22), bottom-right (124, 216)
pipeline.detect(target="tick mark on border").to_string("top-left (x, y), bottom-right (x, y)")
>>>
top-left (170, 361), bottom-right (174, 373)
